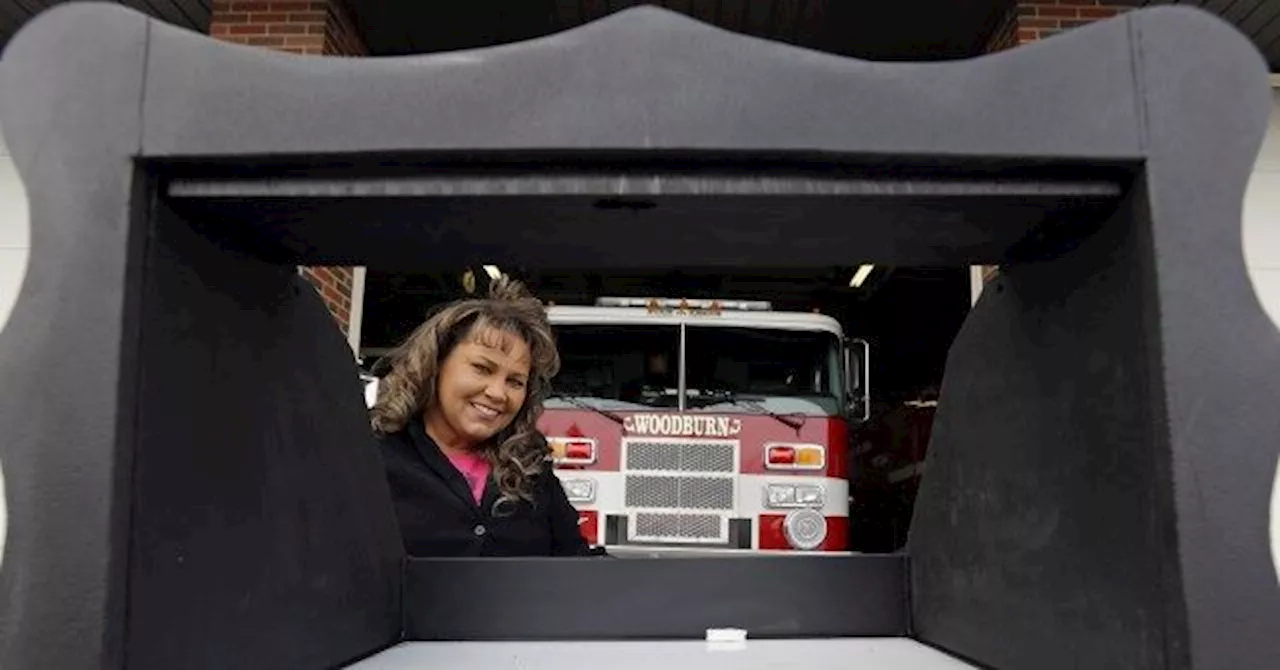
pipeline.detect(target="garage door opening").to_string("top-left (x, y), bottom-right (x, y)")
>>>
top-left (152, 149), bottom-right (1134, 633)
top-left (165, 153), bottom-right (1126, 558)
top-left (359, 263), bottom-right (972, 554)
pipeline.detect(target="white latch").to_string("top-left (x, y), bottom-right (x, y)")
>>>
top-left (705, 628), bottom-right (747, 651)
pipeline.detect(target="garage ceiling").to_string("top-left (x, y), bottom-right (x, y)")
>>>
top-left (0, 1), bottom-right (1275, 71)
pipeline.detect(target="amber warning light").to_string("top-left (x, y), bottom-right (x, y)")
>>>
top-left (550, 437), bottom-right (597, 465)
top-left (765, 443), bottom-right (825, 470)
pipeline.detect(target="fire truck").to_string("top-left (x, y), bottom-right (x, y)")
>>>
top-left (540, 297), bottom-right (869, 555)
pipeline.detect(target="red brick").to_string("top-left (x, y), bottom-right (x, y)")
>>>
top-left (1078, 7), bottom-right (1120, 19)
top-left (271, 1), bottom-right (312, 11)
top-left (285, 34), bottom-right (325, 46)
top-left (250, 12), bottom-right (288, 22)
top-left (246, 35), bottom-right (287, 47)
top-left (1017, 28), bottom-right (1040, 42)
top-left (1020, 17), bottom-right (1059, 28)
top-left (213, 12), bottom-right (248, 23)
top-left (269, 23), bottom-right (310, 34)
top-left (1060, 18), bottom-right (1100, 29)
top-left (1038, 6), bottom-right (1079, 17)
top-left (289, 11), bottom-right (328, 23)
top-left (228, 24), bottom-right (267, 35)
top-left (231, 1), bottom-right (271, 11)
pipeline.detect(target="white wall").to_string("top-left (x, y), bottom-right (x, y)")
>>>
top-left (1246, 87), bottom-right (1280, 328)
top-left (0, 126), bottom-right (26, 334)
top-left (0, 119), bottom-right (27, 566)
top-left (1248, 85), bottom-right (1280, 582)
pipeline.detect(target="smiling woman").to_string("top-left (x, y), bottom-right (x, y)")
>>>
top-left (370, 276), bottom-right (601, 557)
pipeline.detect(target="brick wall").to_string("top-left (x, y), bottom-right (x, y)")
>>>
top-left (210, 1), bottom-right (367, 56)
top-left (986, 0), bottom-right (1139, 53)
top-left (1014, 0), bottom-right (1134, 44)
top-left (209, 1), bottom-right (365, 337)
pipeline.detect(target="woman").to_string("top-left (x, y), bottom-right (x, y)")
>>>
top-left (370, 277), bottom-right (594, 557)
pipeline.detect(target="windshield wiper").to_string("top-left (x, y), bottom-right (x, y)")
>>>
top-left (549, 392), bottom-right (625, 426)
top-left (694, 390), bottom-right (805, 431)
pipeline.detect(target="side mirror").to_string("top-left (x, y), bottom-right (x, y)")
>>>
top-left (843, 338), bottom-right (871, 422)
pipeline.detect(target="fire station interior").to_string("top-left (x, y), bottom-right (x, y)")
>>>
top-left (360, 265), bottom-right (971, 552)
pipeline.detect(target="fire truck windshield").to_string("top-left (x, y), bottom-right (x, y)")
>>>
top-left (548, 323), bottom-right (844, 416)
top-left (551, 324), bottom-right (681, 409)
top-left (685, 326), bottom-right (843, 416)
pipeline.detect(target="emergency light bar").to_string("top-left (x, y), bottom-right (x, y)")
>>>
top-left (594, 297), bottom-right (773, 311)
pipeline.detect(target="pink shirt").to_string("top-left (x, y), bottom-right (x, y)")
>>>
top-left (445, 450), bottom-right (491, 504)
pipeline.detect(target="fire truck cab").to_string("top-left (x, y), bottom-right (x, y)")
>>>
top-left (539, 297), bottom-right (869, 555)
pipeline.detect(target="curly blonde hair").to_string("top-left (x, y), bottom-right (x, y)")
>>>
top-left (370, 276), bottom-right (560, 511)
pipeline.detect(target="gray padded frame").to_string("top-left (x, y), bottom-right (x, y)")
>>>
top-left (0, 3), bottom-right (1277, 669)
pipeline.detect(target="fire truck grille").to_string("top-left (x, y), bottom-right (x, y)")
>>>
top-left (622, 439), bottom-right (738, 543)
top-left (624, 475), bottom-right (734, 510)
top-left (625, 441), bottom-right (735, 472)
top-left (633, 513), bottom-right (723, 542)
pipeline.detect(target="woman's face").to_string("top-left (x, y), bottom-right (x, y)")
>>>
top-left (427, 326), bottom-right (531, 449)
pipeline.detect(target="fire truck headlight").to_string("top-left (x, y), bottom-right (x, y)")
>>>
top-left (783, 509), bottom-right (828, 550)
top-left (765, 484), bottom-right (824, 508)
top-left (563, 479), bottom-right (596, 503)
top-left (767, 484), bottom-right (796, 507)
top-left (795, 485), bottom-right (824, 506)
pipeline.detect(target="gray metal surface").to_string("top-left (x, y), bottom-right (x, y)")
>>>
top-left (626, 441), bottom-right (738, 472)
top-left (634, 512), bottom-right (723, 539)
top-left (166, 174), bottom-right (1125, 198)
top-left (625, 476), bottom-right (735, 510)
top-left (137, 8), bottom-right (1144, 157)
top-left (345, 639), bottom-right (978, 670)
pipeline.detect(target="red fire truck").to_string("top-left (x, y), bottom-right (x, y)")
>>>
top-left (540, 297), bottom-right (869, 555)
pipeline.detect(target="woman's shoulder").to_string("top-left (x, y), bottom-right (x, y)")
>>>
top-left (373, 426), bottom-right (416, 461)
top-left (530, 459), bottom-right (569, 495)
top-left (373, 424), bottom-right (408, 445)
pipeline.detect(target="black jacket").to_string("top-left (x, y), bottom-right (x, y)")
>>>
top-left (377, 419), bottom-right (594, 557)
